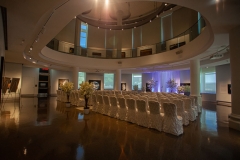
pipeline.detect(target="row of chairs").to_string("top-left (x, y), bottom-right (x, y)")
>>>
top-left (91, 94), bottom-right (185, 136)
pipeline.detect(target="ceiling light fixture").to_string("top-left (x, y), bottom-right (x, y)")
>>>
top-left (165, 3), bottom-right (168, 6)
top-left (150, 20), bottom-right (152, 22)
top-left (30, 46), bottom-right (33, 50)
top-left (98, 27), bottom-right (99, 29)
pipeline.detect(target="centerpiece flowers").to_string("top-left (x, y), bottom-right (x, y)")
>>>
top-left (166, 79), bottom-right (177, 93)
top-left (177, 86), bottom-right (185, 94)
top-left (61, 82), bottom-right (74, 102)
top-left (79, 81), bottom-right (94, 110)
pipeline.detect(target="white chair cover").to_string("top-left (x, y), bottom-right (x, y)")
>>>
top-left (136, 99), bottom-right (149, 127)
top-left (182, 98), bottom-right (196, 121)
top-left (148, 100), bottom-right (163, 131)
top-left (117, 97), bottom-right (128, 121)
top-left (160, 98), bottom-right (170, 113)
top-left (162, 102), bottom-right (183, 136)
top-left (103, 95), bottom-right (110, 115)
top-left (97, 95), bottom-right (104, 114)
top-left (173, 99), bottom-right (189, 126)
top-left (91, 94), bottom-right (98, 112)
top-left (126, 98), bottom-right (136, 123)
top-left (109, 96), bottom-right (118, 118)
top-left (189, 96), bottom-right (198, 117)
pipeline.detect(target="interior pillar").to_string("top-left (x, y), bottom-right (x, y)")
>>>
top-left (190, 59), bottom-right (202, 109)
top-left (115, 69), bottom-right (121, 91)
top-left (229, 25), bottom-right (240, 131)
top-left (73, 67), bottom-right (79, 90)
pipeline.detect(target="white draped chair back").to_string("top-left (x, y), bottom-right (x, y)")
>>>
top-left (189, 96), bottom-right (198, 116)
top-left (162, 102), bottom-right (183, 136)
top-left (173, 99), bottom-right (189, 126)
top-left (103, 95), bottom-right (110, 115)
top-left (160, 98), bottom-right (170, 113)
top-left (182, 98), bottom-right (196, 121)
top-left (97, 95), bottom-right (104, 114)
top-left (148, 100), bottom-right (164, 131)
top-left (91, 94), bottom-right (98, 112)
top-left (126, 98), bottom-right (136, 123)
top-left (117, 97), bottom-right (127, 120)
top-left (192, 95), bottom-right (202, 113)
top-left (136, 99), bottom-right (149, 127)
top-left (109, 96), bottom-right (118, 118)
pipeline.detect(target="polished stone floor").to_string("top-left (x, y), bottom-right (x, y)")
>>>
top-left (0, 97), bottom-right (239, 160)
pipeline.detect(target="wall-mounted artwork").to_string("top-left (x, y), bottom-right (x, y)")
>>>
top-left (9, 78), bottom-right (20, 92)
top-left (140, 49), bottom-right (152, 56)
top-left (146, 83), bottom-right (152, 92)
top-left (121, 83), bottom-right (126, 91)
top-left (170, 41), bottom-right (186, 50)
top-left (89, 80), bottom-right (101, 90)
top-left (180, 83), bottom-right (190, 86)
top-left (58, 79), bottom-right (69, 90)
top-left (2, 77), bottom-right (11, 94)
top-left (228, 84), bottom-right (231, 94)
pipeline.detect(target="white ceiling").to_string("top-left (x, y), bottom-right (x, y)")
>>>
top-left (1, 0), bottom-right (240, 73)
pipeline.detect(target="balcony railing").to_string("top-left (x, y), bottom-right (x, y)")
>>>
top-left (47, 17), bottom-right (205, 59)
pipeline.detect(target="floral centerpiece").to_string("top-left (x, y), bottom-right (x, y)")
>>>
top-left (79, 81), bottom-right (94, 109)
top-left (147, 79), bottom-right (158, 92)
top-left (177, 86), bottom-right (185, 93)
top-left (61, 82), bottom-right (74, 102)
top-left (166, 79), bottom-right (177, 93)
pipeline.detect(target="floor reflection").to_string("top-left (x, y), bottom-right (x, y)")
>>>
top-left (0, 97), bottom-right (239, 160)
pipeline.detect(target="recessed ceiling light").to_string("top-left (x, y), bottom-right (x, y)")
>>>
top-left (165, 3), bottom-right (167, 6)
top-left (30, 46), bottom-right (33, 50)
top-left (29, 58), bottom-right (31, 59)
top-left (98, 27), bottom-right (99, 29)
top-left (134, 27), bottom-right (136, 29)
top-left (170, 8), bottom-right (172, 10)
top-left (135, 22), bottom-right (137, 23)
top-left (150, 20), bottom-right (151, 22)
top-left (110, 29), bottom-right (111, 30)
top-left (156, 15), bottom-right (158, 17)
top-left (122, 29), bottom-right (123, 30)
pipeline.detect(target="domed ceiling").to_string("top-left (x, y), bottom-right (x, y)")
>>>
top-left (78, 1), bottom-right (176, 30)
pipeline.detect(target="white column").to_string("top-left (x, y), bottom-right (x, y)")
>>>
top-left (115, 69), bottom-right (121, 91)
top-left (73, 67), bottom-right (79, 90)
top-left (74, 18), bottom-right (81, 55)
top-left (229, 25), bottom-right (240, 131)
top-left (190, 59), bottom-right (202, 109)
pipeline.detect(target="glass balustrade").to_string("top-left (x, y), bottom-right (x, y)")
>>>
top-left (46, 17), bottom-right (205, 59)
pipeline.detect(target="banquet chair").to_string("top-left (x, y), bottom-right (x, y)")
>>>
top-left (126, 98), bottom-right (136, 123)
top-left (182, 98), bottom-right (196, 121)
top-left (173, 99), bottom-right (189, 126)
top-left (97, 95), bottom-right (104, 114)
top-left (189, 96), bottom-right (198, 117)
top-left (136, 99), bottom-right (149, 127)
top-left (91, 94), bottom-right (98, 112)
top-left (162, 102), bottom-right (183, 136)
top-left (117, 97), bottom-right (128, 120)
top-left (103, 95), bottom-right (111, 115)
top-left (160, 98), bottom-right (170, 113)
top-left (109, 96), bottom-right (118, 118)
top-left (148, 100), bottom-right (164, 131)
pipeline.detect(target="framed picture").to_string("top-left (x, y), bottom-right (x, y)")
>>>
top-left (2, 77), bottom-right (11, 94)
top-left (146, 83), bottom-right (151, 92)
top-left (9, 78), bottom-right (20, 92)
top-left (58, 79), bottom-right (69, 90)
top-left (228, 84), bottom-right (231, 94)
top-left (89, 80), bottom-right (101, 90)
top-left (121, 83), bottom-right (126, 91)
